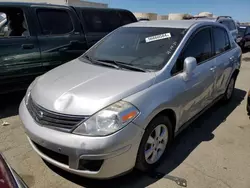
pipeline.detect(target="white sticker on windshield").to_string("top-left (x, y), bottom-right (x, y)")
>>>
top-left (145, 33), bottom-right (171, 43)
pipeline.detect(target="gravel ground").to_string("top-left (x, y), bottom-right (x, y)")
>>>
top-left (1, 51), bottom-right (250, 188)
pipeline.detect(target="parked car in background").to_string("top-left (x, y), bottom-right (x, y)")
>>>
top-left (138, 18), bottom-right (150, 21)
top-left (236, 25), bottom-right (250, 50)
top-left (19, 20), bottom-right (241, 179)
top-left (0, 153), bottom-right (28, 188)
top-left (191, 16), bottom-right (238, 40)
top-left (0, 2), bottom-right (137, 94)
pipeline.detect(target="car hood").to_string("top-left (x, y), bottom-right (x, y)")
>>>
top-left (31, 58), bottom-right (155, 115)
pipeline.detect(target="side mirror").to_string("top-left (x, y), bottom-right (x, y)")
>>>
top-left (182, 57), bottom-right (197, 81)
top-left (3, 26), bottom-right (8, 32)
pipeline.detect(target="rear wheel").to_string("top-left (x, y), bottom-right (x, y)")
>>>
top-left (135, 115), bottom-right (173, 172)
top-left (222, 76), bottom-right (236, 102)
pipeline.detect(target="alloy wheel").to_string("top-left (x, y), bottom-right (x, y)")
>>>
top-left (144, 124), bottom-right (168, 164)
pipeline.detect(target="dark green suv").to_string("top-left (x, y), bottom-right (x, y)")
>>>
top-left (0, 2), bottom-right (137, 94)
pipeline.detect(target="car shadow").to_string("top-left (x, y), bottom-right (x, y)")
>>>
top-left (242, 47), bottom-right (250, 54)
top-left (44, 88), bottom-right (246, 188)
top-left (0, 91), bottom-right (25, 119)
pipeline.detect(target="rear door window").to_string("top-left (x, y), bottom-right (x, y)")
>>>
top-left (82, 9), bottom-right (121, 33)
top-left (213, 27), bottom-right (231, 55)
top-left (37, 9), bottom-right (73, 35)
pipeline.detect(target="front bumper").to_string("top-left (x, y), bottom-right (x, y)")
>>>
top-left (19, 99), bottom-right (144, 179)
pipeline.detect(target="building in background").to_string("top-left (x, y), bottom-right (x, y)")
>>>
top-left (0, 0), bottom-right (108, 7)
top-left (198, 12), bottom-right (213, 17)
top-left (157, 15), bottom-right (168, 20)
top-left (133, 12), bottom-right (158, 20)
top-left (168, 13), bottom-right (192, 20)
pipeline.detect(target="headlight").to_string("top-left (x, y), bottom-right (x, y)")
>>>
top-left (73, 101), bottom-right (139, 136)
top-left (25, 77), bottom-right (39, 105)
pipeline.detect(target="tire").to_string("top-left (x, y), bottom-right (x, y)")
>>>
top-left (135, 115), bottom-right (173, 172)
top-left (222, 76), bottom-right (236, 103)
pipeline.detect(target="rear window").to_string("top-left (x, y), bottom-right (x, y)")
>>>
top-left (228, 20), bottom-right (236, 30)
top-left (220, 20), bottom-right (236, 31)
top-left (82, 10), bottom-right (121, 33)
top-left (83, 27), bottom-right (187, 71)
top-left (238, 27), bottom-right (246, 37)
top-left (37, 9), bottom-right (73, 35)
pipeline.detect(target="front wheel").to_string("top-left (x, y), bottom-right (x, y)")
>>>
top-left (135, 115), bottom-right (173, 172)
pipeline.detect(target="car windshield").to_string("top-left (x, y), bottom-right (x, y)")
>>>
top-left (238, 27), bottom-right (246, 37)
top-left (82, 27), bottom-right (187, 71)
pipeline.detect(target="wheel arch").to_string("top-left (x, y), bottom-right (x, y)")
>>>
top-left (148, 108), bottom-right (177, 136)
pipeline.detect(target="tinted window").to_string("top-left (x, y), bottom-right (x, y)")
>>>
top-left (82, 10), bottom-right (121, 33)
top-left (238, 27), bottom-right (246, 36)
top-left (246, 27), bottom-right (250, 35)
top-left (228, 20), bottom-right (236, 30)
top-left (37, 9), bottom-right (73, 35)
top-left (172, 28), bottom-right (212, 74)
top-left (0, 9), bottom-right (29, 37)
top-left (118, 11), bottom-right (136, 25)
top-left (82, 27), bottom-right (186, 71)
top-left (213, 27), bottom-right (230, 54)
top-left (220, 20), bottom-right (230, 30)
top-left (220, 20), bottom-right (236, 31)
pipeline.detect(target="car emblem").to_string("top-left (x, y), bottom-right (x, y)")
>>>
top-left (38, 111), bottom-right (44, 119)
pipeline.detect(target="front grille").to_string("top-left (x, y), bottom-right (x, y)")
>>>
top-left (27, 96), bottom-right (87, 132)
top-left (32, 141), bottom-right (68, 165)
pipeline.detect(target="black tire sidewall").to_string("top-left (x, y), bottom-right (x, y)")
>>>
top-left (223, 76), bottom-right (236, 102)
top-left (135, 115), bottom-right (173, 172)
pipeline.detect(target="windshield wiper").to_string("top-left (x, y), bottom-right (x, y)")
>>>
top-left (81, 56), bottom-right (120, 69)
top-left (95, 59), bottom-right (120, 69)
top-left (81, 54), bottom-right (93, 62)
top-left (97, 59), bottom-right (147, 72)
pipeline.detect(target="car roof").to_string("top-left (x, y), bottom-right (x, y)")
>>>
top-left (239, 25), bottom-right (249, 28)
top-left (0, 2), bottom-right (131, 12)
top-left (0, 1), bottom-right (54, 7)
top-left (192, 16), bottom-right (235, 22)
top-left (124, 20), bottom-right (213, 29)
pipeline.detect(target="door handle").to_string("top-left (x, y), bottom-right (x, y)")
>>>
top-left (22, 44), bottom-right (34, 49)
top-left (210, 66), bottom-right (217, 72)
top-left (229, 57), bottom-right (235, 62)
top-left (70, 40), bottom-right (79, 45)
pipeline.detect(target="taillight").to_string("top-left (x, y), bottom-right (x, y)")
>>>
top-left (0, 154), bottom-right (17, 188)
